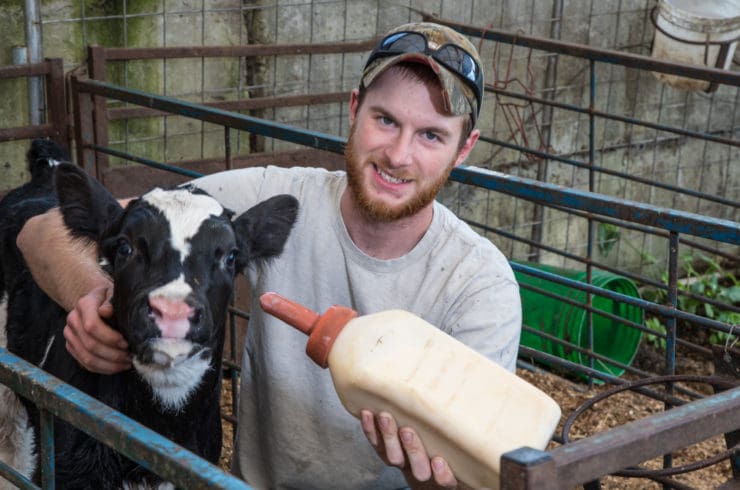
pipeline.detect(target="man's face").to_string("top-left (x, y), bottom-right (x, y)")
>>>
top-left (345, 66), bottom-right (478, 222)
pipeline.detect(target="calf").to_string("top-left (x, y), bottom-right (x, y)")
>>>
top-left (0, 139), bottom-right (70, 485)
top-left (0, 159), bottom-right (298, 488)
top-left (0, 138), bottom-right (70, 304)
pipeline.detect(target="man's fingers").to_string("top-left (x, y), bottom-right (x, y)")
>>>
top-left (430, 456), bottom-right (458, 488)
top-left (89, 285), bottom-right (115, 320)
top-left (360, 409), bottom-right (379, 447)
top-left (64, 325), bottom-right (130, 374)
top-left (64, 296), bottom-right (130, 374)
top-left (362, 410), bottom-right (459, 488)
top-left (80, 315), bottom-right (128, 351)
top-left (97, 298), bottom-right (114, 320)
top-left (72, 287), bottom-right (128, 349)
top-left (399, 428), bottom-right (432, 482)
top-left (377, 411), bottom-right (405, 467)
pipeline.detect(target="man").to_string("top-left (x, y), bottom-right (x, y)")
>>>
top-left (18, 22), bottom-right (521, 489)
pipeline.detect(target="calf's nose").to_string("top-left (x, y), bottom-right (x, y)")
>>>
top-left (148, 296), bottom-right (198, 339)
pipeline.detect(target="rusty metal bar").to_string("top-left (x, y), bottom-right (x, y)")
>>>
top-left (0, 458), bottom-right (37, 489)
top-left (477, 133), bottom-right (739, 209)
top-left (0, 124), bottom-right (56, 142)
top-left (89, 144), bottom-right (203, 178)
top-left (512, 262), bottom-right (735, 334)
top-left (530, 206), bottom-right (740, 292)
top-left (520, 324), bottom-right (642, 378)
top-left (519, 347), bottom-right (696, 406)
top-left (451, 167), bottom-right (740, 245)
top-left (224, 127), bottom-right (232, 171)
top-left (0, 61), bottom-right (51, 79)
top-left (99, 39), bottom-right (377, 61)
top-left (429, 15), bottom-right (740, 87)
top-left (484, 85), bottom-right (740, 149)
top-left (107, 91), bottom-right (351, 121)
top-left (585, 59), bottom-right (597, 386)
top-left (662, 231), bottom-right (681, 476)
top-left (87, 46), bottom-right (109, 180)
top-left (515, 281), bottom-right (710, 359)
top-left (500, 385), bottom-right (740, 489)
top-left (75, 79), bottom-right (346, 154)
top-left (495, 213), bottom-right (740, 348)
top-left (666, 232), bottom-right (680, 377)
top-left (228, 301), bottom-right (239, 447)
top-left (40, 409), bottom-right (54, 490)
top-left (70, 75), bottom-right (96, 176)
top-left (45, 58), bottom-right (67, 147)
top-left (0, 59), bottom-right (66, 146)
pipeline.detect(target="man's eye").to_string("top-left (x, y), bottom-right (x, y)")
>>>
top-left (423, 131), bottom-right (439, 142)
top-left (379, 116), bottom-right (394, 126)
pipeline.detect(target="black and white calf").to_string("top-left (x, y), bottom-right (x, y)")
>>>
top-left (0, 157), bottom-right (298, 488)
top-left (0, 138), bottom-right (69, 490)
top-left (0, 138), bottom-right (70, 306)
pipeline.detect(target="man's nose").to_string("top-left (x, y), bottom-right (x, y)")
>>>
top-left (384, 131), bottom-right (414, 167)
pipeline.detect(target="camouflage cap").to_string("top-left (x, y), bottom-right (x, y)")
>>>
top-left (361, 22), bottom-right (483, 125)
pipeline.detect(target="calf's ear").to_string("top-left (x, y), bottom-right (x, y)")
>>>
top-left (54, 163), bottom-right (124, 242)
top-left (232, 194), bottom-right (299, 267)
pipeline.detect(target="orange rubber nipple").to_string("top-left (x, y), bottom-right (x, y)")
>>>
top-left (260, 292), bottom-right (358, 368)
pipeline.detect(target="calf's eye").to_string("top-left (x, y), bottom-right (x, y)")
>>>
top-left (224, 251), bottom-right (237, 268)
top-left (117, 238), bottom-right (133, 258)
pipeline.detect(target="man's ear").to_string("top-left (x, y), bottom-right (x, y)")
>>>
top-left (453, 128), bottom-right (480, 168)
top-left (349, 89), bottom-right (360, 126)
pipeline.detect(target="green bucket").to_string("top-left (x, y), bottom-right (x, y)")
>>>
top-left (514, 263), bottom-right (643, 378)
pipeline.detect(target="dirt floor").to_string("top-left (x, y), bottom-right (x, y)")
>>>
top-left (218, 347), bottom-right (736, 489)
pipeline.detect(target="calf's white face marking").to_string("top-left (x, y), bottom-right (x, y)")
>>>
top-left (143, 188), bottom-right (224, 260)
top-left (149, 274), bottom-right (191, 303)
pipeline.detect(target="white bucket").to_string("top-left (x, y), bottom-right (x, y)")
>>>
top-left (651, 0), bottom-right (740, 92)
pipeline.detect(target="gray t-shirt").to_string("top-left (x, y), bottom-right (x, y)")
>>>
top-left (193, 166), bottom-right (521, 490)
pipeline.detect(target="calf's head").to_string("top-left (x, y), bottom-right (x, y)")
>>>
top-left (55, 164), bottom-right (298, 409)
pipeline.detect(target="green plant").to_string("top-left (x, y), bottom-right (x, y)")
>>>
top-left (644, 317), bottom-right (667, 351)
top-left (642, 253), bottom-right (739, 347)
top-left (597, 223), bottom-right (620, 257)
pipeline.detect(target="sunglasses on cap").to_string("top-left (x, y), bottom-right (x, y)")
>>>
top-left (365, 31), bottom-right (483, 116)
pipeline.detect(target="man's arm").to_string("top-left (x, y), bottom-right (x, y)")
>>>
top-left (17, 208), bottom-right (131, 373)
top-left (18, 208), bottom-right (107, 311)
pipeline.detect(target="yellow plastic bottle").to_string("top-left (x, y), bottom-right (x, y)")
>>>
top-left (260, 292), bottom-right (561, 490)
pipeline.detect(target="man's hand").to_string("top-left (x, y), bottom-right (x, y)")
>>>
top-left (63, 286), bottom-right (131, 374)
top-left (361, 409), bottom-right (459, 489)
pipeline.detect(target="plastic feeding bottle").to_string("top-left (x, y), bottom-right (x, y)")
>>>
top-left (260, 292), bottom-right (561, 490)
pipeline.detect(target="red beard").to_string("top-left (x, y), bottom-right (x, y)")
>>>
top-left (343, 126), bottom-right (455, 222)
